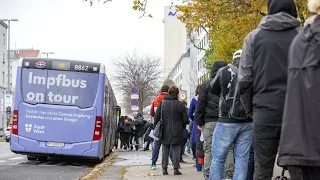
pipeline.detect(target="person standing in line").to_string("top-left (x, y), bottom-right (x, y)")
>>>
top-left (188, 85), bottom-right (202, 172)
top-left (278, 1), bottom-right (320, 179)
top-left (195, 60), bottom-right (228, 180)
top-left (150, 85), bottom-right (171, 170)
top-left (154, 86), bottom-right (189, 176)
top-left (209, 50), bottom-right (253, 180)
top-left (237, 0), bottom-right (301, 179)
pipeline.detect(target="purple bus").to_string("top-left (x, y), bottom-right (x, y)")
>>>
top-left (10, 58), bottom-right (120, 162)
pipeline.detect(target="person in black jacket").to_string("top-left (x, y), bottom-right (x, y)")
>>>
top-left (278, 5), bottom-right (320, 179)
top-left (237, 0), bottom-right (301, 179)
top-left (154, 86), bottom-right (189, 176)
top-left (194, 60), bottom-right (227, 180)
top-left (209, 50), bottom-right (253, 180)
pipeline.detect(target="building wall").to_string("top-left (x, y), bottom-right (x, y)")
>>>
top-left (196, 27), bottom-right (210, 85)
top-left (0, 22), bottom-right (8, 131)
top-left (163, 5), bottom-right (189, 78)
top-left (167, 51), bottom-right (191, 106)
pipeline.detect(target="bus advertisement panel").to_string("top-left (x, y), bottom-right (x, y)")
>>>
top-left (10, 58), bottom-right (117, 161)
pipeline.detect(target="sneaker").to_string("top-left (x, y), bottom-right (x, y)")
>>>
top-left (150, 164), bottom-right (156, 170)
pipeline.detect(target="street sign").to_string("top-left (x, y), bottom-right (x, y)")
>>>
top-left (131, 106), bottom-right (139, 111)
top-left (131, 94), bottom-right (139, 99)
top-left (6, 107), bottom-right (11, 114)
top-left (5, 94), bottom-right (12, 107)
top-left (130, 87), bottom-right (139, 94)
top-left (131, 99), bottom-right (139, 106)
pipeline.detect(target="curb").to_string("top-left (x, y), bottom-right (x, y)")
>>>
top-left (80, 150), bottom-right (119, 180)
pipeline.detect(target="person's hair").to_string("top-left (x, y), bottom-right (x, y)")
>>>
top-left (308, 0), bottom-right (320, 13)
top-left (168, 85), bottom-right (179, 97)
top-left (161, 85), bottom-right (169, 93)
top-left (195, 85), bottom-right (200, 96)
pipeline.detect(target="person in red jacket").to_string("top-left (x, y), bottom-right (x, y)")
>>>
top-left (150, 85), bottom-right (169, 170)
top-left (150, 86), bottom-right (169, 117)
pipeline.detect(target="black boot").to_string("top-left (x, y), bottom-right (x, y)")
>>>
top-left (163, 168), bottom-right (168, 175)
top-left (174, 168), bottom-right (182, 175)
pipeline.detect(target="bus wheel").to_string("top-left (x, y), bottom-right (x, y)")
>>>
top-left (38, 157), bottom-right (48, 161)
top-left (27, 156), bottom-right (37, 161)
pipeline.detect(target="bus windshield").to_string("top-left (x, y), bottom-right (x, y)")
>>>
top-left (21, 68), bottom-right (99, 108)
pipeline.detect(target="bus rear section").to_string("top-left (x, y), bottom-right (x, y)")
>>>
top-left (10, 58), bottom-right (106, 161)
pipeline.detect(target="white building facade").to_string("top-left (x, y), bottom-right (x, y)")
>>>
top-left (0, 22), bottom-right (8, 132)
top-left (195, 26), bottom-right (210, 85)
top-left (163, 5), bottom-right (190, 78)
top-left (167, 49), bottom-right (191, 105)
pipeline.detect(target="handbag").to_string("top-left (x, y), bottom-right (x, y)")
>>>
top-left (153, 102), bottom-right (164, 139)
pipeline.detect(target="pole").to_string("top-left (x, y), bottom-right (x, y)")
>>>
top-left (6, 20), bottom-right (10, 127)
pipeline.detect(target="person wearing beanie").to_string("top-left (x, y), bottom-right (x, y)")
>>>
top-left (237, 0), bottom-right (301, 179)
top-left (194, 60), bottom-right (227, 180)
top-left (278, 0), bottom-right (320, 179)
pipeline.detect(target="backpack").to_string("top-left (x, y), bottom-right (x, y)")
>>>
top-left (224, 64), bottom-right (248, 120)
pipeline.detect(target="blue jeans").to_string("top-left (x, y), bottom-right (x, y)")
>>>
top-left (151, 140), bottom-right (161, 164)
top-left (209, 122), bottom-right (253, 180)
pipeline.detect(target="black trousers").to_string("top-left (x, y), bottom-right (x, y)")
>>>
top-left (162, 144), bottom-right (180, 169)
top-left (122, 132), bottom-right (130, 149)
top-left (253, 124), bottom-right (281, 180)
top-left (191, 142), bottom-right (197, 159)
top-left (288, 167), bottom-right (302, 180)
top-left (301, 167), bottom-right (320, 180)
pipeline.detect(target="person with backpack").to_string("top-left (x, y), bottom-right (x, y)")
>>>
top-left (209, 50), bottom-right (253, 180)
top-left (194, 60), bottom-right (228, 180)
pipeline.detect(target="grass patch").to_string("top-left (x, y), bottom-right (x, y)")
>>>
top-left (120, 166), bottom-right (128, 180)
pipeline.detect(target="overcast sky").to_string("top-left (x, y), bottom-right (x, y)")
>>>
top-left (0, 0), bottom-right (183, 75)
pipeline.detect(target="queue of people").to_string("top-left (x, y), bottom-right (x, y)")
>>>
top-left (117, 0), bottom-right (320, 179)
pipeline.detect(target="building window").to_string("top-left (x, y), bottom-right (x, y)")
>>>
top-left (3, 54), bottom-right (5, 64)
top-left (2, 34), bottom-right (5, 45)
top-left (2, 71), bottom-right (4, 84)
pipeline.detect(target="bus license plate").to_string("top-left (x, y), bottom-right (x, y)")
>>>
top-left (47, 142), bottom-right (65, 147)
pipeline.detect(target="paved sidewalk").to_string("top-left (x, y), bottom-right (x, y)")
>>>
top-left (97, 149), bottom-right (290, 180)
top-left (124, 164), bottom-right (203, 180)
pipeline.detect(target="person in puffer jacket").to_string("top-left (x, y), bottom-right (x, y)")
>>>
top-left (194, 60), bottom-right (227, 180)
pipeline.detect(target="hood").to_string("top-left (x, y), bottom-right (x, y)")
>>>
top-left (268, 0), bottom-right (297, 18)
top-left (210, 60), bottom-right (228, 77)
top-left (259, 12), bottom-right (300, 31)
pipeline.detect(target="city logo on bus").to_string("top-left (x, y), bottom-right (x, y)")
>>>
top-left (35, 61), bottom-right (46, 68)
top-left (25, 124), bottom-right (32, 132)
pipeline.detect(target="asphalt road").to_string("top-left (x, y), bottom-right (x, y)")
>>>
top-left (0, 142), bottom-right (97, 180)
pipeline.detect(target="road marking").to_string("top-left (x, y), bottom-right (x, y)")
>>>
top-left (8, 157), bottom-right (25, 161)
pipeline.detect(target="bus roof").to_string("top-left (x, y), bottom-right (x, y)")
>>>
top-left (18, 58), bottom-right (106, 74)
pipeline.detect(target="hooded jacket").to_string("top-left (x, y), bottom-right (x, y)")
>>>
top-left (195, 60), bottom-right (228, 126)
top-left (278, 16), bottom-right (320, 167)
top-left (237, 0), bottom-right (301, 126)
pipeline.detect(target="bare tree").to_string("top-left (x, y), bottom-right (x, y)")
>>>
top-left (111, 51), bottom-right (162, 114)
